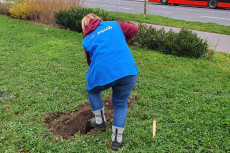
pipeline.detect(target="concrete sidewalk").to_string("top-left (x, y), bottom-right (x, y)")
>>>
top-left (0, 0), bottom-right (229, 53)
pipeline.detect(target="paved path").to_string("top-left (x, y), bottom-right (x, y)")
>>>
top-left (1, 0), bottom-right (229, 53)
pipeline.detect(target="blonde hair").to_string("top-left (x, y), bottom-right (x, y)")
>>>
top-left (82, 13), bottom-right (101, 33)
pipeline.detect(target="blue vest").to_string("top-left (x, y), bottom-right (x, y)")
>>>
top-left (82, 21), bottom-right (139, 91)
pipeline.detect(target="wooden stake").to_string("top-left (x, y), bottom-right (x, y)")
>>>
top-left (153, 118), bottom-right (156, 138)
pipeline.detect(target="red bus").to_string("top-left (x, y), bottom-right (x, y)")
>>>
top-left (148, 0), bottom-right (230, 9)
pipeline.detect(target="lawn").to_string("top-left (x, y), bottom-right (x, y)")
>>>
top-left (0, 14), bottom-right (230, 152)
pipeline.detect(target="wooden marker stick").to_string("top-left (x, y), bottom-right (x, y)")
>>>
top-left (153, 118), bottom-right (156, 138)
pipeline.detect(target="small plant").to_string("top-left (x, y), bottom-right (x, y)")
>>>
top-left (0, 2), bottom-right (13, 16)
top-left (201, 50), bottom-right (215, 60)
top-left (54, 8), bottom-right (86, 32)
top-left (129, 23), bottom-right (148, 46)
top-left (172, 28), bottom-right (209, 58)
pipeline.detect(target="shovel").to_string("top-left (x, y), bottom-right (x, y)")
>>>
top-left (85, 119), bottom-right (94, 133)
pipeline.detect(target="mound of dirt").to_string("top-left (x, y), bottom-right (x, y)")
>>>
top-left (43, 95), bottom-right (138, 139)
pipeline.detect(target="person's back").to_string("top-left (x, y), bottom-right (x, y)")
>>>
top-left (83, 21), bottom-right (138, 91)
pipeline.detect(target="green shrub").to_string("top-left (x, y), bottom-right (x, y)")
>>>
top-left (130, 24), bottom-right (168, 50)
top-left (172, 28), bottom-right (209, 58)
top-left (54, 7), bottom-right (86, 33)
top-left (54, 7), bottom-right (126, 33)
top-left (130, 23), bottom-right (209, 58)
top-left (129, 23), bottom-right (149, 47)
top-left (160, 29), bottom-right (177, 55)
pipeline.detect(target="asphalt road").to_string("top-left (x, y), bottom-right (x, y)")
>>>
top-left (84, 0), bottom-right (230, 26)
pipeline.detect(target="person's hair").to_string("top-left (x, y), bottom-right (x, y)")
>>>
top-left (82, 13), bottom-right (101, 33)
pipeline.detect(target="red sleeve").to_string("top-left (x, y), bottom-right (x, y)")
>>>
top-left (116, 21), bottom-right (138, 42)
top-left (84, 48), bottom-right (91, 66)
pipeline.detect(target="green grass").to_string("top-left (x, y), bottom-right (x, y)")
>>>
top-left (0, 14), bottom-right (230, 152)
top-left (106, 10), bottom-right (230, 35)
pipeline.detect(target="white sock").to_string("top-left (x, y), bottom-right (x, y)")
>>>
top-left (93, 108), bottom-right (106, 124)
top-left (112, 126), bottom-right (124, 143)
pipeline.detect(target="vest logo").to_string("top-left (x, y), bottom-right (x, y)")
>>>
top-left (90, 34), bottom-right (95, 39)
top-left (97, 26), bottom-right (112, 35)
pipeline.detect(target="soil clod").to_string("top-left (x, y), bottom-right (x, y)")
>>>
top-left (44, 95), bottom-right (138, 139)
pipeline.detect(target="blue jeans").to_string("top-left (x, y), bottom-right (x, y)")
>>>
top-left (87, 75), bottom-right (137, 128)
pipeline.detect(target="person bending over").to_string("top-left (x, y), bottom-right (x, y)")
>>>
top-left (82, 13), bottom-right (138, 151)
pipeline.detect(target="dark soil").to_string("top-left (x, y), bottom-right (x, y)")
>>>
top-left (43, 95), bottom-right (138, 139)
